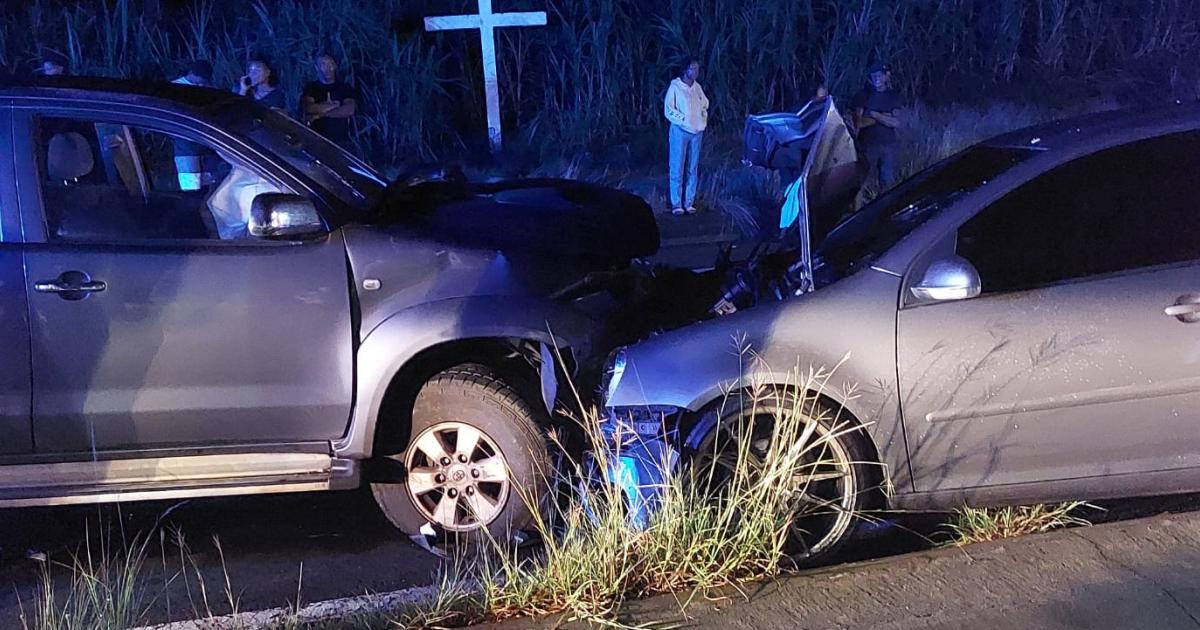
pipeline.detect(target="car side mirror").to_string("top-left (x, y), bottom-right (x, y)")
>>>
top-left (910, 256), bottom-right (981, 303)
top-left (249, 193), bottom-right (325, 240)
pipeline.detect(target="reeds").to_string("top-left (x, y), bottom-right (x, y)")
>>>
top-left (4, 0), bottom-right (1196, 170)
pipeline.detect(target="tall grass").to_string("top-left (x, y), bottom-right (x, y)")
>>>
top-left (3, 0), bottom-right (1196, 170)
top-left (469, 360), bottom-right (877, 624)
top-left (22, 526), bottom-right (484, 630)
top-left (24, 530), bottom-right (151, 630)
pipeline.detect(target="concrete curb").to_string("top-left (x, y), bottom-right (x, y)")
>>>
top-left (130, 582), bottom-right (451, 630)
top-left (473, 511), bottom-right (1200, 629)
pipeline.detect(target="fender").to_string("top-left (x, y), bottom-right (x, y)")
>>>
top-left (606, 268), bottom-right (910, 493)
top-left (332, 295), bottom-right (598, 459)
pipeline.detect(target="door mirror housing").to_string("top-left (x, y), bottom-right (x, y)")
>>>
top-left (249, 193), bottom-right (325, 240)
top-left (910, 256), bottom-right (982, 303)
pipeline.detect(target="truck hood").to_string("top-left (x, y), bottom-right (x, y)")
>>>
top-left (370, 178), bottom-right (660, 267)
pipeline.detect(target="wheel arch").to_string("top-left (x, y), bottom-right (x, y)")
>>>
top-left (368, 337), bottom-right (569, 460)
top-left (334, 297), bottom-right (594, 461)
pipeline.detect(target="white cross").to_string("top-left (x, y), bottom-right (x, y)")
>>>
top-left (425, 0), bottom-right (547, 153)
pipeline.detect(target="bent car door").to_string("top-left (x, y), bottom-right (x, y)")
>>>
top-left (13, 106), bottom-right (354, 453)
top-left (0, 103), bottom-right (33, 454)
top-left (898, 131), bottom-right (1200, 492)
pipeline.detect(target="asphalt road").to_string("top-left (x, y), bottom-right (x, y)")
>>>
top-left (0, 489), bottom-right (442, 627)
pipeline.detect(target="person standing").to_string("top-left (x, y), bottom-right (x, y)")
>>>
top-left (38, 48), bottom-right (69, 76)
top-left (171, 60), bottom-right (217, 190)
top-left (851, 62), bottom-right (903, 189)
top-left (236, 57), bottom-right (285, 110)
top-left (301, 54), bottom-right (360, 150)
top-left (663, 56), bottom-right (709, 216)
top-left (172, 59), bottom-right (212, 88)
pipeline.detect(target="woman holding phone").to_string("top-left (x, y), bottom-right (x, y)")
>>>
top-left (236, 57), bottom-right (285, 110)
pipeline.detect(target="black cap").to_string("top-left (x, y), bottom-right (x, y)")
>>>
top-left (186, 59), bottom-right (213, 82)
top-left (869, 61), bottom-right (892, 75)
top-left (39, 47), bottom-right (69, 68)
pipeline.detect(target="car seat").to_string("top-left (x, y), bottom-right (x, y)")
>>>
top-left (44, 131), bottom-right (141, 240)
top-left (46, 132), bottom-right (95, 182)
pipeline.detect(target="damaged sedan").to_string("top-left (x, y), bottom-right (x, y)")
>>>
top-left (599, 102), bottom-right (1200, 564)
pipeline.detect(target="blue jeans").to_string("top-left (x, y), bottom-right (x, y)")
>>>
top-left (669, 125), bottom-right (703, 208)
top-left (864, 142), bottom-right (898, 189)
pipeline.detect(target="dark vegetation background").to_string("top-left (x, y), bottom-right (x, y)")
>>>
top-left (4, 0), bottom-right (1199, 229)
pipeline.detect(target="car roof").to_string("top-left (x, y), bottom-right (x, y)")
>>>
top-left (981, 101), bottom-right (1200, 151)
top-left (0, 76), bottom-right (244, 112)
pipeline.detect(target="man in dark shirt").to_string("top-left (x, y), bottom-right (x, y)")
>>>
top-left (850, 62), bottom-right (903, 189)
top-left (302, 54), bottom-right (360, 150)
top-left (171, 61), bottom-right (222, 190)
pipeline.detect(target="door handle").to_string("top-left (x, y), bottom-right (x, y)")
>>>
top-left (1165, 294), bottom-right (1200, 323)
top-left (34, 280), bottom-right (106, 293)
top-left (33, 271), bottom-right (106, 301)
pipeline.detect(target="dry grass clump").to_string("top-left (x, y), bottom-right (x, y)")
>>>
top-left (24, 531), bottom-right (150, 630)
top-left (942, 501), bottom-right (1093, 547)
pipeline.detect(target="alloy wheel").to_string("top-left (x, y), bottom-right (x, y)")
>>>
top-left (404, 421), bottom-right (511, 532)
top-left (695, 411), bottom-right (858, 560)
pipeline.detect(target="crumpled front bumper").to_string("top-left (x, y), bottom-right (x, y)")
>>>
top-left (582, 406), bottom-right (685, 529)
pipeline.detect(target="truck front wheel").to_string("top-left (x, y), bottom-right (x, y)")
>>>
top-left (370, 364), bottom-right (550, 545)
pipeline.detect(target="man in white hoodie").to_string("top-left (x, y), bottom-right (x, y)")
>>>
top-left (664, 57), bottom-right (709, 215)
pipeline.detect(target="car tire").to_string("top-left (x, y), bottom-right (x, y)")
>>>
top-left (685, 390), bottom-right (880, 567)
top-left (370, 364), bottom-right (550, 546)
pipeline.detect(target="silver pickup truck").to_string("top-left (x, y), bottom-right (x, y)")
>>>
top-left (0, 77), bottom-right (664, 544)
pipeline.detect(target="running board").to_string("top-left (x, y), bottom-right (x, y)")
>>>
top-left (0, 453), bottom-right (360, 508)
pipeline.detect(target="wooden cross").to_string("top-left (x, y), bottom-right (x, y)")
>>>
top-left (425, 0), bottom-right (547, 153)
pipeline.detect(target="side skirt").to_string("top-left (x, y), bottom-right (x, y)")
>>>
top-left (890, 466), bottom-right (1200, 512)
top-left (0, 452), bottom-right (360, 508)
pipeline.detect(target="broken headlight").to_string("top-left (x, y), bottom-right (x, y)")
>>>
top-left (600, 347), bottom-right (627, 405)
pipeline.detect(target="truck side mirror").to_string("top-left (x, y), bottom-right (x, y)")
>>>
top-left (249, 193), bottom-right (325, 240)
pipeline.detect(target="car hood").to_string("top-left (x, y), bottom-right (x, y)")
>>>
top-left (368, 178), bottom-right (660, 267)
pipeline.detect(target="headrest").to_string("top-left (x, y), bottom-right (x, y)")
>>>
top-left (47, 132), bottom-right (94, 181)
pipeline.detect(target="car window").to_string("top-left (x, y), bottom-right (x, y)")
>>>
top-left (957, 131), bottom-right (1200, 294)
top-left (36, 116), bottom-right (291, 242)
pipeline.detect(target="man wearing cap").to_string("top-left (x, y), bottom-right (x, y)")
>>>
top-left (851, 63), bottom-right (903, 189)
top-left (38, 48), bottom-right (70, 76)
top-left (172, 60), bottom-right (213, 88)
top-left (171, 60), bottom-right (218, 190)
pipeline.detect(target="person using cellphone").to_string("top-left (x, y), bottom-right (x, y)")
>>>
top-left (235, 57), bottom-right (285, 110)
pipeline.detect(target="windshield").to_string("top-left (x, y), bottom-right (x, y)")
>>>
top-left (816, 145), bottom-right (1037, 278)
top-left (211, 101), bottom-right (387, 214)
